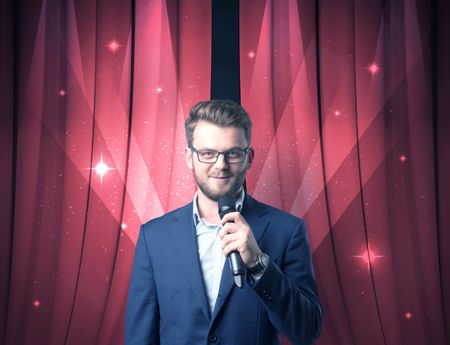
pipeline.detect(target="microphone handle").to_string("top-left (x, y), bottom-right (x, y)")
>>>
top-left (218, 197), bottom-right (245, 288)
top-left (229, 251), bottom-right (245, 288)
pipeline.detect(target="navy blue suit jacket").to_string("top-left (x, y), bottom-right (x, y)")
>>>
top-left (126, 194), bottom-right (322, 345)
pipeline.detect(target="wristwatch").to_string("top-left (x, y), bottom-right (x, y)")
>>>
top-left (247, 253), bottom-right (269, 276)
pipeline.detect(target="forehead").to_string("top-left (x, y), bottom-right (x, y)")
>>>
top-left (192, 120), bottom-right (248, 149)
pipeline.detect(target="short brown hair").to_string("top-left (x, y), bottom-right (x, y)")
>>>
top-left (185, 100), bottom-right (252, 146)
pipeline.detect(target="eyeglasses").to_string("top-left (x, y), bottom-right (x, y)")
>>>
top-left (190, 146), bottom-right (251, 164)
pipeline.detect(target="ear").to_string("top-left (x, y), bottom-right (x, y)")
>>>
top-left (185, 147), bottom-right (194, 170)
top-left (247, 147), bottom-right (255, 166)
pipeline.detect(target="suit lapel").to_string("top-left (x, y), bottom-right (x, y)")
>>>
top-left (211, 195), bottom-right (269, 323)
top-left (169, 204), bottom-right (211, 320)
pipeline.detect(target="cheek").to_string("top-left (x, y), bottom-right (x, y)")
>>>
top-left (233, 164), bottom-right (249, 176)
top-left (192, 162), bottom-right (209, 176)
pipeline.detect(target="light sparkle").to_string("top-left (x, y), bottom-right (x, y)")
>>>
top-left (352, 246), bottom-right (385, 272)
top-left (368, 63), bottom-right (381, 75)
top-left (107, 40), bottom-right (121, 52)
top-left (93, 156), bottom-right (114, 183)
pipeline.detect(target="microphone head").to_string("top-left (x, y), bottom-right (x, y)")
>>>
top-left (218, 194), bottom-right (236, 219)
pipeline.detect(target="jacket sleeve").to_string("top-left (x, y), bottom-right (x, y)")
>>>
top-left (125, 226), bottom-right (160, 345)
top-left (250, 220), bottom-right (323, 345)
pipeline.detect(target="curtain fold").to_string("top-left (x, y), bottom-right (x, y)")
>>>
top-left (0, 1), bottom-right (14, 344)
top-left (436, 0), bottom-right (450, 342)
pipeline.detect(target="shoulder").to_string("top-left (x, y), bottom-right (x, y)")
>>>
top-left (242, 196), bottom-right (307, 245)
top-left (245, 195), bottom-right (309, 257)
top-left (141, 202), bottom-right (193, 232)
top-left (246, 194), bottom-right (304, 224)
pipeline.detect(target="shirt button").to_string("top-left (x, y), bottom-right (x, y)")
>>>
top-left (208, 334), bottom-right (218, 342)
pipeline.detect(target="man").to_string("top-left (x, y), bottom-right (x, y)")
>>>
top-left (126, 100), bottom-right (322, 344)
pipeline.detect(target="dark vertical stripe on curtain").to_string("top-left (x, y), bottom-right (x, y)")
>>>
top-left (0, 0), bottom-right (17, 343)
top-left (93, 0), bottom-right (136, 343)
top-left (351, 1), bottom-right (387, 344)
top-left (211, 0), bottom-right (240, 102)
top-left (430, 0), bottom-right (444, 342)
top-left (63, 0), bottom-right (99, 342)
top-left (436, 0), bottom-right (450, 343)
top-left (314, 0), bottom-right (356, 344)
top-left (166, 0), bottom-right (183, 211)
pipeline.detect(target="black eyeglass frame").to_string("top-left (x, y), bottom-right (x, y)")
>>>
top-left (189, 145), bottom-right (251, 164)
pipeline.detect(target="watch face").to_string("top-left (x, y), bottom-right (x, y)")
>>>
top-left (249, 254), bottom-right (267, 274)
top-left (257, 256), bottom-right (264, 268)
top-left (261, 253), bottom-right (269, 266)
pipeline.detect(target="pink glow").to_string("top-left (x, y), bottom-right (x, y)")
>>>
top-left (33, 300), bottom-right (41, 308)
top-left (405, 312), bottom-right (413, 319)
top-left (93, 156), bottom-right (113, 183)
top-left (334, 110), bottom-right (340, 116)
top-left (107, 39), bottom-right (121, 52)
top-left (399, 155), bottom-right (407, 162)
top-left (368, 63), bottom-right (380, 75)
top-left (247, 51), bottom-right (255, 58)
top-left (353, 247), bottom-right (385, 271)
top-left (59, 89), bottom-right (66, 96)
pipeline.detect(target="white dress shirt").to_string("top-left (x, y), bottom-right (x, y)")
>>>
top-left (193, 189), bottom-right (245, 314)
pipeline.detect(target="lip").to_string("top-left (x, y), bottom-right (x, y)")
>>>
top-left (210, 176), bottom-right (231, 182)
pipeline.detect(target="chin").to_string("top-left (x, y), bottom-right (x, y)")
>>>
top-left (199, 186), bottom-right (235, 202)
top-left (216, 186), bottom-right (241, 199)
top-left (209, 190), bottom-right (230, 201)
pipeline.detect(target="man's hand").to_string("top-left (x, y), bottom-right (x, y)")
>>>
top-left (219, 212), bottom-right (262, 268)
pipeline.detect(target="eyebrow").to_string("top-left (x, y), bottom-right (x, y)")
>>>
top-left (195, 146), bottom-right (247, 151)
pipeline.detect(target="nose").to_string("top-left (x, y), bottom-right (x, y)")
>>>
top-left (214, 152), bottom-right (229, 169)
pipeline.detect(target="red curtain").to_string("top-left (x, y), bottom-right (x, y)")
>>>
top-left (1, 0), bottom-right (210, 344)
top-left (1, 0), bottom-right (449, 344)
top-left (240, 1), bottom-right (450, 344)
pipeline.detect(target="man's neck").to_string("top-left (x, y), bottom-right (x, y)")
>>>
top-left (196, 192), bottom-right (222, 225)
top-left (196, 189), bottom-right (243, 224)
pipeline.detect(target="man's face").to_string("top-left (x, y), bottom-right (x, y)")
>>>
top-left (185, 120), bottom-right (253, 202)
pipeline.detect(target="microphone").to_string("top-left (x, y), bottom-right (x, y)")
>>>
top-left (218, 194), bottom-right (245, 288)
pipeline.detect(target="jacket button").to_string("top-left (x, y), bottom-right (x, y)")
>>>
top-left (208, 334), bottom-right (218, 342)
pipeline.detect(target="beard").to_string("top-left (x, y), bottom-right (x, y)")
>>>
top-left (193, 168), bottom-right (247, 202)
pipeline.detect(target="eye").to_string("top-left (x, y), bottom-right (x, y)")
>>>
top-left (199, 150), bottom-right (217, 159)
top-left (227, 150), bottom-right (243, 159)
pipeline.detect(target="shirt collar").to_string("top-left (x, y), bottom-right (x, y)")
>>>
top-left (193, 188), bottom-right (245, 226)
